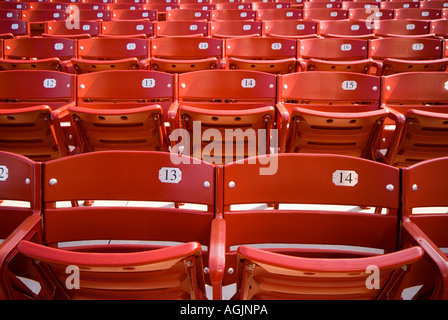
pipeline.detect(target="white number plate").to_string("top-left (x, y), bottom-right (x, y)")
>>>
top-left (142, 78), bottom-right (155, 88)
top-left (159, 167), bottom-right (182, 184)
top-left (342, 81), bottom-right (357, 91)
top-left (241, 79), bottom-right (256, 88)
top-left (333, 170), bottom-right (358, 187)
top-left (0, 165), bottom-right (8, 181)
top-left (43, 79), bottom-right (56, 88)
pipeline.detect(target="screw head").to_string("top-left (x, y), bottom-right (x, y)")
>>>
top-left (49, 178), bottom-right (57, 186)
top-left (412, 184), bottom-right (418, 191)
top-left (204, 181), bottom-right (210, 188)
top-left (386, 184), bottom-right (394, 192)
top-left (25, 178), bottom-right (30, 185)
top-left (228, 181), bottom-right (235, 189)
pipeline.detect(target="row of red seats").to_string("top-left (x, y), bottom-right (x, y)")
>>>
top-left (8, 5), bottom-right (448, 21)
top-left (1, 36), bottom-right (447, 75)
top-left (1, 0), bottom-right (448, 8)
top-left (1, 149), bottom-right (447, 300)
top-left (2, 1), bottom-right (448, 23)
top-left (3, 17), bottom-right (448, 39)
top-left (1, 69), bottom-right (447, 168)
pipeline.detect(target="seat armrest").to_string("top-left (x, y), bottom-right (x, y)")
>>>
top-left (275, 102), bottom-right (291, 153)
top-left (0, 214), bottom-right (42, 299)
top-left (51, 104), bottom-right (80, 156)
top-left (402, 220), bottom-right (448, 299)
top-left (382, 107), bottom-right (406, 165)
top-left (208, 218), bottom-right (226, 300)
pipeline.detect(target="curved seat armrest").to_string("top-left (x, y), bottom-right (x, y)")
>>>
top-left (51, 104), bottom-right (79, 156)
top-left (0, 214), bottom-right (42, 272)
top-left (168, 101), bottom-right (180, 134)
top-left (208, 218), bottom-right (226, 300)
top-left (382, 107), bottom-right (406, 165)
top-left (275, 102), bottom-right (291, 153)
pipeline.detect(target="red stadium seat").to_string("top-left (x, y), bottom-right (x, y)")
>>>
top-left (155, 20), bottom-right (208, 37)
top-left (304, 1), bottom-right (342, 9)
top-left (166, 8), bottom-right (211, 21)
top-left (369, 38), bottom-right (448, 75)
top-left (209, 21), bottom-right (262, 39)
top-left (0, 37), bottom-right (75, 72)
top-left (0, 151), bottom-right (42, 300)
top-left (285, 107), bottom-right (397, 160)
top-left (83, 0), bottom-right (113, 4)
top-left (17, 151), bottom-right (220, 300)
top-left (71, 38), bottom-right (151, 73)
top-left (420, 0), bottom-right (448, 9)
top-left (72, 3), bottom-right (106, 10)
top-left (289, 0), bottom-right (306, 8)
top-left (145, 4), bottom-right (179, 21)
top-left (344, 2), bottom-right (381, 10)
top-left (179, 3), bottom-right (215, 10)
top-left (251, 2), bottom-right (291, 10)
top-left (67, 70), bottom-right (174, 152)
top-left (263, 20), bottom-right (318, 39)
top-left (0, 19), bottom-right (29, 39)
top-left (179, 0), bottom-right (210, 4)
top-left (150, 36), bottom-right (223, 73)
top-left (381, 71), bottom-right (448, 115)
top-left (298, 38), bottom-right (381, 75)
top-left (381, 72), bottom-right (448, 166)
top-left (223, 36), bottom-right (297, 74)
top-left (100, 20), bottom-right (155, 39)
top-left (168, 70), bottom-right (286, 164)
top-left (215, 153), bottom-right (423, 300)
top-left (21, 9), bottom-right (67, 36)
top-left (28, 2), bottom-right (68, 10)
top-left (348, 7), bottom-right (393, 20)
top-left (371, 19), bottom-right (433, 38)
top-left (43, 20), bottom-right (101, 39)
top-left (256, 8), bottom-right (303, 21)
top-left (106, 3), bottom-right (143, 10)
top-left (0, 70), bottom-right (77, 160)
top-left (303, 8), bottom-right (348, 21)
top-left (317, 20), bottom-right (375, 39)
top-left (215, 2), bottom-right (251, 10)
top-left (0, 3), bottom-right (29, 11)
top-left (114, 0), bottom-right (146, 4)
top-left (387, 109), bottom-right (448, 167)
top-left (277, 71), bottom-right (382, 114)
top-left (74, 69), bottom-right (175, 117)
top-left (430, 19), bottom-right (448, 38)
top-left (0, 9), bottom-right (21, 20)
top-left (210, 9), bottom-right (256, 21)
top-left (394, 8), bottom-right (442, 20)
top-left (380, 1), bottom-right (419, 9)
top-left (75, 9), bottom-right (111, 21)
top-left (111, 9), bottom-right (157, 21)
top-left (401, 157), bottom-right (448, 300)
